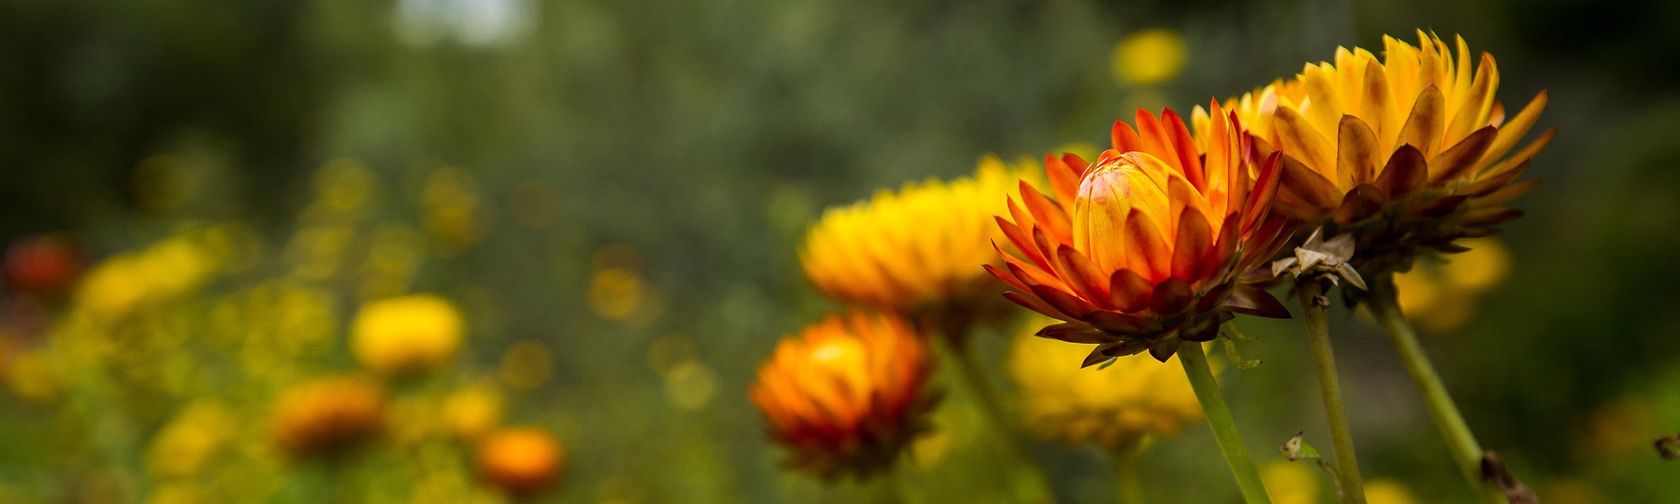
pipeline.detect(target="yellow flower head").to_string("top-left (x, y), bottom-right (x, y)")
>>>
top-left (1007, 317), bottom-right (1201, 450)
top-left (801, 156), bottom-right (1034, 313)
top-left (350, 294), bottom-right (464, 373)
top-left (1365, 478), bottom-right (1419, 504)
top-left (1202, 32), bottom-right (1551, 274)
top-left (1393, 237), bottom-right (1511, 332)
top-left (1262, 461), bottom-right (1321, 504)
top-left (476, 427), bottom-right (565, 497)
top-left (749, 312), bottom-right (935, 480)
top-left (146, 401), bottom-right (236, 477)
top-left (1111, 28), bottom-right (1188, 86)
top-left (443, 385), bottom-right (505, 440)
top-left (271, 375), bottom-right (386, 458)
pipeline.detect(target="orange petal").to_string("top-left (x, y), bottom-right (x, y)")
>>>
top-left (1108, 269), bottom-right (1153, 312)
top-left (1273, 105), bottom-right (1338, 180)
top-left (1123, 208), bottom-right (1171, 281)
top-left (1172, 207), bottom-right (1213, 281)
top-left (1375, 145), bottom-right (1427, 196)
top-left (1397, 86), bottom-right (1446, 156)
top-left (1112, 119), bottom-right (1143, 153)
top-left (1055, 245), bottom-right (1113, 309)
top-left (1429, 126), bottom-right (1497, 185)
top-left (1338, 116), bottom-right (1382, 186)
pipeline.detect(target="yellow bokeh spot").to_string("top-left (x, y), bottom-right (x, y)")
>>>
top-left (1440, 238), bottom-right (1511, 292)
top-left (1007, 318), bottom-right (1202, 449)
top-left (350, 294), bottom-right (465, 374)
top-left (444, 385), bottom-right (505, 440)
top-left (589, 268), bottom-right (644, 321)
top-left (422, 167), bottom-right (487, 254)
top-left (147, 401), bottom-right (236, 477)
top-left (499, 339), bottom-right (553, 390)
top-left (1261, 461), bottom-right (1321, 504)
top-left (645, 334), bottom-right (696, 376)
top-left (1365, 479), bottom-right (1418, 504)
top-left (1111, 28), bottom-right (1187, 86)
top-left (663, 360), bottom-right (717, 411)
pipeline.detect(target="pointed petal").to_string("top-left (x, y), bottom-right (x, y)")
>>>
top-left (1430, 126), bottom-right (1497, 184)
top-left (1172, 207), bottom-right (1213, 281)
top-left (1037, 323), bottom-right (1111, 344)
top-left (1148, 278), bottom-right (1192, 316)
top-left (1225, 285), bottom-right (1291, 318)
top-left (1397, 86), bottom-right (1447, 156)
top-left (1273, 105), bottom-right (1338, 179)
top-left (1375, 145), bottom-right (1427, 196)
top-left (1481, 91), bottom-right (1548, 166)
top-left (1108, 269), bottom-right (1153, 312)
top-left (1338, 116), bottom-right (1382, 186)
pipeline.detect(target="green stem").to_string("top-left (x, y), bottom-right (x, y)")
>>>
top-left (1296, 280), bottom-right (1367, 504)
top-left (1111, 439), bottom-right (1148, 504)
top-left (1367, 277), bottom-right (1504, 504)
top-left (1177, 341), bottom-right (1272, 504)
top-left (936, 334), bottom-right (1053, 503)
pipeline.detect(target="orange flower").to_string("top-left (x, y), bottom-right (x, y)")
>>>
top-left (989, 106), bottom-right (1292, 363)
top-left (270, 376), bottom-right (386, 457)
top-left (749, 313), bottom-right (935, 480)
top-left (476, 427), bottom-right (565, 496)
top-left (1204, 32), bottom-right (1552, 272)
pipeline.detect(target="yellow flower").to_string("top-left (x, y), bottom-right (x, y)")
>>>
top-left (1007, 317), bottom-right (1201, 450)
top-left (271, 375), bottom-right (386, 457)
top-left (749, 312), bottom-right (935, 480)
top-left (476, 427), bottom-right (565, 497)
top-left (1365, 479), bottom-right (1419, 504)
top-left (992, 107), bottom-right (1292, 363)
top-left (1203, 32), bottom-right (1551, 274)
top-left (1262, 461), bottom-right (1321, 504)
top-left (801, 156), bottom-right (1035, 313)
top-left (146, 401), bottom-right (236, 477)
top-left (350, 294), bottom-right (464, 373)
top-left (1392, 237), bottom-right (1510, 331)
top-left (1111, 28), bottom-right (1188, 86)
top-left (443, 385), bottom-right (504, 440)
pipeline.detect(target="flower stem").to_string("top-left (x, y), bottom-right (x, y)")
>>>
top-left (1177, 341), bottom-right (1272, 504)
top-left (936, 333), bottom-right (1054, 503)
top-left (1296, 280), bottom-right (1367, 504)
top-left (1111, 438), bottom-right (1149, 504)
top-left (1368, 277), bottom-right (1503, 503)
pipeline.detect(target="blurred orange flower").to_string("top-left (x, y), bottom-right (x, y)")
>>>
top-left (1204, 32), bottom-right (1551, 272)
top-left (476, 427), bottom-right (565, 497)
top-left (3, 235), bottom-right (81, 295)
top-left (990, 106), bottom-right (1292, 363)
top-left (749, 313), bottom-right (935, 480)
top-left (271, 376), bottom-right (386, 457)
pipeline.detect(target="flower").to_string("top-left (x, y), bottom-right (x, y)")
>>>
top-left (749, 312), bottom-right (935, 480)
top-left (1203, 32), bottom-right (1552, 274)
top-left (443, 385), bottom-right (504, 440)
top-left (1366, 479), bottom-right (1419, 504)
top-left (1261, 461), bottom-right (1321, 504)
top-left (271, 376), bottom-right (386, 457)
top-left (146, 401), bottom-right (236, 477)
top-left (1111, 28), bottom-right (1188, 86)
top-left (1007, 317), bottom-right (1202, 450)
top-left (476, 427), bottom-right (565, 496)
top-left (989, 107), bottom-right (1292, 363)
top-left (4, 235), bottom-right (81, 295)
top-left (1392, 237), bottom-right (1511, 331)
top-left (350, 294), bottom-right (464, 373)
top-left (801, 156), bottom-right (1034, 315)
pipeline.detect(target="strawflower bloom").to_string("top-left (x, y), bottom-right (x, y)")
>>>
top-left (271, 376), bottom-right (386, 457)
top-left (1007, 318), bottom-right (1201, 450)
top-left (476, 427), bottom-right (565, 497)
top-left (350, 294), bottom-right (464, 373)
top-left (989, 106), bottom-right (1292, 363)
top-left (800, 157), bottom-right (1034, 321)
top-left (1202, 31), bottom-right (1552, 274)
top-left (749, 312), bottom-right (935, 480)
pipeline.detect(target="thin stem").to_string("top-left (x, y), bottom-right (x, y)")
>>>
top-left (935, 333), bottom-right (1054, 503)
top-left (1368, 277), bottom-right (1504, 504)
top-left (1111, 438), bottom-right (1149, 504)
top-left (1177, 341), bottom-right (1272, 504)
top-left (1296, 280), bottom-right (1367, 504)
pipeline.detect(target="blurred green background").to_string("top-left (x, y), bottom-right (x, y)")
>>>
top-left (2, 0), bottom-right (1679, 502)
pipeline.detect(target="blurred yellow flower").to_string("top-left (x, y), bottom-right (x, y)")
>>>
top-left (588, 267), bottom-right (644, 320)
top-left (1007, 318), bottom-right (1202, 450)
top-left (1262, 461), bottom-right (1321, 504)
top-left (663, 359), bottom-right (717, 411)
top-left (1365, 478), bottom-right (1418, 504)
top-left (499, 339), bottom-right (553, 390)
top-left (801, 155), bottom-right (1033, 314)
top-left (750, 312), bottom-right (935, 480)
top-left (271, 375), bottom-right (386, 458)
top-left (350, 294), bottom-right (464, 373)
top-left (4, 347), bottom-right (60, 402)
top-left (76, 235), bottom-right (217, 321)
top-left (1111, 28), bottom-right (1187, 86)
top-left (147, 401), bottom-right (236, 477)
top-left (476, 427), bottom-right (565, 497)
top-left (443, 385), bottom-right (505, 440)
top-left (1392, 238), bottom-right (1510, 332)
